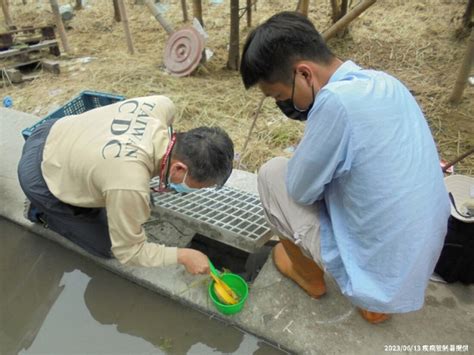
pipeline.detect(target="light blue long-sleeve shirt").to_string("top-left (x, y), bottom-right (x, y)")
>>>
top-left (286, 61), bottom-right (450, 313)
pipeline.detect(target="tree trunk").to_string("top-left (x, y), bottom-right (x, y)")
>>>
top-left (246, 0), bottom-right (252, 27)
top-left (116, 0), bottom-right (135, 54)
top-left (463, 0), bottom-right (474, 29)
top-left (331, 0), bottom-right (349, 23)
top-left (323, 0), bottom-right (376, 41)
top-left (75, 0), bottom-right (83, 10)
top-left (49, 0), bottom-right (71, 53)
top-left (227, 0), bottom-right (239, 70)
top-left (192, 0), bottom-right (203, 27)
top-left (181, 0), bottom-right (188, 22)
top-left (296, 0), bottom-right (309, 17)
top-left (449, 29), bottom-right (474, 104)
top-left (1, 0), bottom-right (13, 27)
top-left (340, 0), bottom-right (348, 18)
top-left (113, 0), bottom-right (121, 22)
top-left (330, 0), bottom-right (340, 23)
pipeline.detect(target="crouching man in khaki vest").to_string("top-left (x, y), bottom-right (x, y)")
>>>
top-left (18, 95), bottom-right (234, 275)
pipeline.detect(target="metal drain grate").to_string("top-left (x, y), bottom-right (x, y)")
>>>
top-left (150, 182), bottom-right (272, 253)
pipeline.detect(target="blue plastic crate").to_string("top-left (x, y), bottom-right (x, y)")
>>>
top-left (22, 90), bottom-right (125, 140)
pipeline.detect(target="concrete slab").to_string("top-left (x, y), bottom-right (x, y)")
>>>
top-left (1, 108), bottom-right (473, 354)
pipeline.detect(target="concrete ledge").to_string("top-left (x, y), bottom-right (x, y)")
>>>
top-left (1, 108), bottom-right (473, 354)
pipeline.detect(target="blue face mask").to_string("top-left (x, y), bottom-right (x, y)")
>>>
top-left (168, 171), bottom-right (198, 194)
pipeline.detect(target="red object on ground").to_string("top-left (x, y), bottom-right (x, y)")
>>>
top-left (163, 26), bottom-right (204, 77)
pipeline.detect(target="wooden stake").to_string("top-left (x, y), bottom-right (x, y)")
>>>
top-left (1, 0), bottom-right (13, 28)
top-left (192, 0), bottom-right (203, 27)
top-left (323, 0), bottom-right (376, 41)
top-left (449, 29), bottom-right (474, 104)
top-left (145, 0), bottom-right (174, 34)
top-left (296, 0), bottom-right (309, 17)
top-left (442, 147), bottom-right (474, 173)
top-left (113, 0), bottom-right (121, 22)
top-left (181, 0), bottom-right (188, 22)
top-left (227, 0), bottom-right (239, 70)
top-left (246, 0), bottom-right (252, 27)
top-left (238, 96), bottom-right (266, 169)
top-left (49, 0), bottom-right (71, 53)
top-left (116, 0), bottom-right (135, 54)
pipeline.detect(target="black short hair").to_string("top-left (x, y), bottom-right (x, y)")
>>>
top-left (174, 127), bottom-right (234, 187)
top-left (240, 11), bottom-right (334, 89)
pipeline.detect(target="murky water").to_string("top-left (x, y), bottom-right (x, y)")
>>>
top-left (0, 218), bottom-right (286, 355)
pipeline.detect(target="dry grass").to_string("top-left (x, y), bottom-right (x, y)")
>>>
top-left (1, 0), bottom-right (472, 174)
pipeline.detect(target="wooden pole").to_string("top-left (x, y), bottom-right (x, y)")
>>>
top-left (246, 0), bottom-right (252, 27)
top-left (49, 0), bottom-right (71, 53)
top-left (116, 0), bottom-right (135, 54)
top-left (449, 29), bottom-right (474, 104)
top-left (1, 0), bottom-right (13, 28)
top-left (238, 96), bottom-right (266, 169)
top-left (296, 0), bottom-right (309, 17)
top-left (227, 0), bottom-right (239, 70)
top-left (113, 0), bottom-right (121, 22)
top-left (322, 0), bottom-right (376, 41)
top-left (181, 0), bottom-right (188, 22)
top-left (192, 0), bottom-right (203, 27)
top-left (145, 0), bottom-right (174, 34)
top-left (442, 147), bottom-right (474, 172)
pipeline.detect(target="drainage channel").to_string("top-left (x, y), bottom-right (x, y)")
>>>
top-left (1, 218), bottom-right (288, 354)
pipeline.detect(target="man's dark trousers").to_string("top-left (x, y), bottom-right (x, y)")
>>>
top-left (17, 119), bottom-right (112, 258)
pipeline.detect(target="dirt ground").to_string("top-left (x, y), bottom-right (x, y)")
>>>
top-left (1, 0), bottom-right (473, 174)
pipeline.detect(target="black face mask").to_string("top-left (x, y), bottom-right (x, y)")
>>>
top-left (276, 72), bottom-right (315, 121)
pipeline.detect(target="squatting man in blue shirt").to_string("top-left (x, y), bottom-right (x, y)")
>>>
top-left (240, 12), bottom-right (450, 324)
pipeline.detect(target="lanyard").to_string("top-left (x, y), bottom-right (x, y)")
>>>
top-left (154, 132), bottom-right (177, 193)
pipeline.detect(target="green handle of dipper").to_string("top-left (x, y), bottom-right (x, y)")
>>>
top-left (208, 259), bottom-right (221, 278)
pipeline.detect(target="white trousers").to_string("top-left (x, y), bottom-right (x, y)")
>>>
top-left (257, 157), bottom-right (323, 267)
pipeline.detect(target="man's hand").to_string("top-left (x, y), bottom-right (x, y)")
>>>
top-left (177, 248), bottom-right (210, 275)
